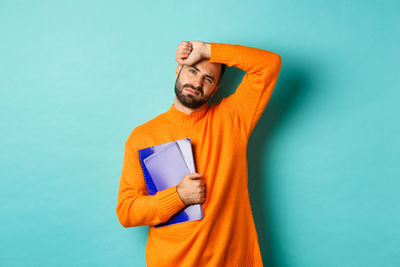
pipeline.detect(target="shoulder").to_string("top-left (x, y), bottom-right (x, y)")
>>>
top-left (124, 111), bottom-right (169, 147)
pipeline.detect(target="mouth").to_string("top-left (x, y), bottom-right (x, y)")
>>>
top-left (184, 87), bottom-right (201, 96)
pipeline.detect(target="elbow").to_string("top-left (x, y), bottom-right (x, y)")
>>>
top-left (116, 200), bottom-right (139, 228)
top-left (115, 199), bottom-right (156, 228)
top-left (277, 54), bottom-right (282, 65)
top-left (270, 53), bottom-right (282, 78)
top-left (259, 52), bottom-right (282, 79)
top-left (116, 206), bottom-right (131, 228)
top-left (118, 219), bottom-right (130, 229)
top-left (273, 53), bottom-right (282, 71)
top-left (115, 194), bottom-right (167, 228)
top-left (263, 50), bottom-right (281, 67)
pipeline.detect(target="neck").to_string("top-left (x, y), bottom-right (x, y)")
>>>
top-left (173, 96), bottom-right (207, 114)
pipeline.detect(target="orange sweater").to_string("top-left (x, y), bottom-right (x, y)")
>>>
top-left (116, 42), bottom-right (281, 266)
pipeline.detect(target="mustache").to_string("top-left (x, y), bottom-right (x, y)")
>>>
top-left (183, 84), bottom-right (203, 95)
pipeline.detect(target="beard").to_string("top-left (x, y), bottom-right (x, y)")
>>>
top-left (174, 77), bottom-right (210, 109)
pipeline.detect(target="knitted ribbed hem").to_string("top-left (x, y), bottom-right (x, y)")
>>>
top-left (156, 186), bottom-right (187, 221)
top-left (233, 245), bottom-right (264, 267)
top-left (210, 42), bottom-right (237, 66)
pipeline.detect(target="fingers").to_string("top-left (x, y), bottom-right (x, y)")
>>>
top-left (180, 172), bottom-right (206, 205)
top-left (176, 47), bottom-right (190, 57)
top-left (179, 41), bottom-right (192, 51)
top-left (175, 56), bottom-right (185, 65)
top-left (186, 172), bottom-right (203, 179)
top-left (197, 186), bottom-right (206, 204)
top-left (199, 197), bottom-right (205, 204)
top-left (191, 173), bottom-right (205, 188)
top-left (175, 56), bottom-right (184, 65)
top-left (175, 41), bottom-right (192, 63)
top-left (175, 51), bottom-right (188, 64)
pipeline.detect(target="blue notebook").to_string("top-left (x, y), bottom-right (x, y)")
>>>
top-left (138, 138), bottom-right (203, 227)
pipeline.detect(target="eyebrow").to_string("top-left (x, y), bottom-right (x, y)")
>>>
top-left (188, 65), bottom-right (215, 82)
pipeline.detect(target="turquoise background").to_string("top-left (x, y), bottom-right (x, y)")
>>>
top-left (1, 0), bottom-right (399, 266)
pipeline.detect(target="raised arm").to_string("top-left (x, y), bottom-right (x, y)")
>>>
top-left (176, 41), bottom-right (282, 139)
top-left (212, 42), bottom-right (281, 139)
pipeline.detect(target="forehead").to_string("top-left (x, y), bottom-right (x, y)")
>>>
top-left (185, 59), bottom-right (221, 78)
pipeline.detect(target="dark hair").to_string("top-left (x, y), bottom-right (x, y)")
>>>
top-left (219, 64), bottom-right (227, 83)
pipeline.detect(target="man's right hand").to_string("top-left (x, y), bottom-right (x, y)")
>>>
top-left (175, 41), bottom-right (211, 66)
top-left (176, 173), bottom-right (206, 206)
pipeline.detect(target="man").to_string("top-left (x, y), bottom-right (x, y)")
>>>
top-left (116, 40), bottom-right (281, 266)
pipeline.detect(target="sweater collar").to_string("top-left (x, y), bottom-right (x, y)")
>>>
top-left (164, 103), bottom-right (209, 126)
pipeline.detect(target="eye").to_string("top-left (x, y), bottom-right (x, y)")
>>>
top-left (189, 69), bottom-right (196, 74)
top-left (205, 78), bottom-right (213, 84)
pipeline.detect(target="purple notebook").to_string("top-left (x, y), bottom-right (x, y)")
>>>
top-left (138, 139), bottom-right (203, 227)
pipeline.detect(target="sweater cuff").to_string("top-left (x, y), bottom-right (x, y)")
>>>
top-left (209, 42), bottom-right (235, 66)
top-left (156, 186), bottom-right (187, 220)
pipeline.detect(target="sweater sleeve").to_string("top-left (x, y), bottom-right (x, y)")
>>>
top-left (209, 42), bottom-right (282, 139)
top-left (116, 134), bottom-right (187, 228)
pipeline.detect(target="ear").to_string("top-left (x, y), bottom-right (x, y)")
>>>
top-left (210, 84), bottom-right (220, 97)
top-left (175, 64), bottom-right (183, 79)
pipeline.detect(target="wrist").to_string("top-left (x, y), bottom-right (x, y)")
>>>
top-left (176, 185), bottom-right (188, 206)
top-left (201, 42), bottom-right (211, 59)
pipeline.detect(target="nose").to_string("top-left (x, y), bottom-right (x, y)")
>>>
top-left (192, 76), bottom-right (203, 88)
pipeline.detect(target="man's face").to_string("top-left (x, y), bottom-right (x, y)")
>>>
top-left (174, 59), bottom-right (221, 109)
